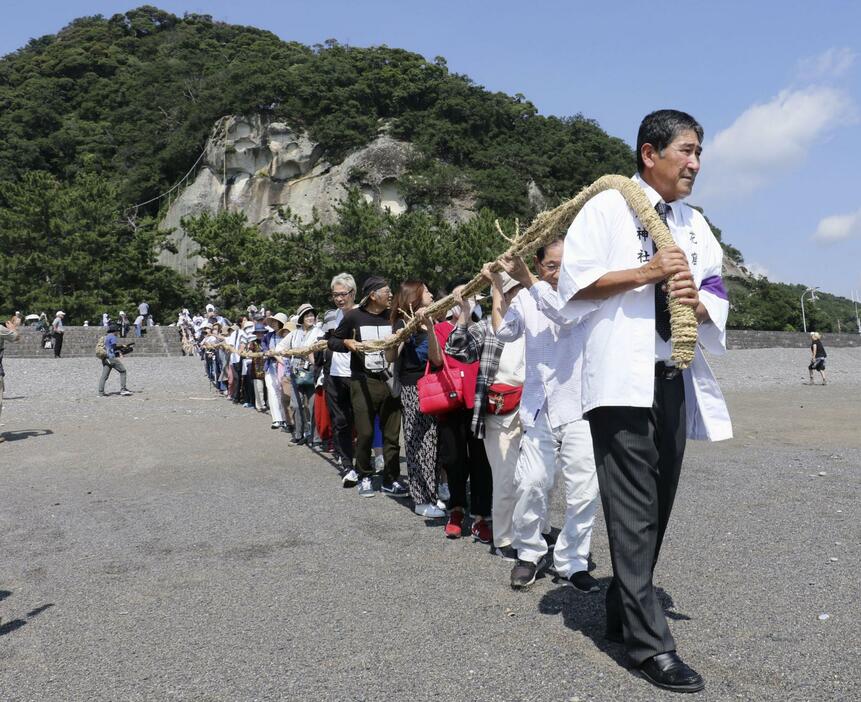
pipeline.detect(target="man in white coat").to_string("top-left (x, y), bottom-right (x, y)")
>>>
top-left (556, 109), bottom-right (731, 693)
top-left (489, 241), bottom-right (601, 594)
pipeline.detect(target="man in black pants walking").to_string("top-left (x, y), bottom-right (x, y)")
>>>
top-left (557, 110), bottom-right (732, 693)
top-left (322, 273), bottom-right (358, 471)
top-left (51, 310), bottom-right (65, 357)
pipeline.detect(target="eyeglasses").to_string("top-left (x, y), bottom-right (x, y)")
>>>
top-left (538, 261), bottom-right (560, 272)
top-left (331, 291), bottom-right (353, 299)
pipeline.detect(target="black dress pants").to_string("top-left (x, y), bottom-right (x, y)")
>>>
top-left (586, 371), bottom-right (686, 666)
top-left (325, 374), bottom-right (354, 464)
top-left (53, 332), bottom-right (64, 357)
top-left (438, 407), bottom-right (492, 516)
top-left (231, 362), bottom-right (243, 402)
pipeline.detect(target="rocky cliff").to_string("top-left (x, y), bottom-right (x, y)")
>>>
top-left (158, 115), bottom-right (476, 274)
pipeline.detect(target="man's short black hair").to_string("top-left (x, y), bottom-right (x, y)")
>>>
top-left (636, 110), bottom-right (704, 173)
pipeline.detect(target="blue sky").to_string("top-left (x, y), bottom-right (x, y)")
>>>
top-left (3, 1), bottom-right (860, 299)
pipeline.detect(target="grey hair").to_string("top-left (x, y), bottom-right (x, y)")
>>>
top-left (330, 272), bottom-right (356, 293)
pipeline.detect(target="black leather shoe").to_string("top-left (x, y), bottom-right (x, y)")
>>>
top-left (638, 652), bottom-right (705, 693)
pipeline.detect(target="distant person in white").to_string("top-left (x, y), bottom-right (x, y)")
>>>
top-left (554, 110), bottom-right (731, 693)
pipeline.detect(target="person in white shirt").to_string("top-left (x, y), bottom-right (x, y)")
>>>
top-left (51, 311), bottom-right (65, 357)
top-left (225, 323), bottom-right (249, 405)
top-left (323, 273), bottom-right (358, 470)
top-left (556, 110), bottom-right (731, 693)
top-left (282, 303), bottom-right (324, 446)
top-left (0, 315), bottom-right (21, 436)
top-left (445, 273), bottom-right (525, 557)
top-left (490, 240), bottom-right (600, 594)
top-left (263, 313), bottom-right (290, 429)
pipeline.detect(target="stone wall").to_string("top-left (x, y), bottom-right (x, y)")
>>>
top-left (726, 330), bottom-right (861, 349)
top-left (5, 327), bottom-right (185, 358)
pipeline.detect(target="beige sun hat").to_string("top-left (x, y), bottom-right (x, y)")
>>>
top-left (498, 271), bottom-right (521, 294)
top-left (265, 312), bottom-right (290, 329)
top-left (294, 303), bottom-right (316, 322)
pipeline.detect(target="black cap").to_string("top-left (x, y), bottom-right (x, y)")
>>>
top-left (361, 275), bottom-right (388, 299)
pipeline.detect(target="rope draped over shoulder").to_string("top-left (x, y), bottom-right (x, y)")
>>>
top-left (203, 175), bottom-right (698, 369)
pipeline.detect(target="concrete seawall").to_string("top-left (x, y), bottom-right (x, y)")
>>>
top-left (5, 326), bottom-right (184, 358)
top-left (727, 330), bottom-right (860, 349)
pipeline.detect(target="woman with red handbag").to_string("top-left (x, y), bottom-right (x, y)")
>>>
top-left (445, 268), bottom-right (525, 561)
top-left (425, 283), bottom-right (493, 542)
top-left (391, 281), bottom-right (446, 519)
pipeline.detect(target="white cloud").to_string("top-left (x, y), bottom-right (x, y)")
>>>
top-left (697, 86), bottom-right (856, 202)
top-left (814, 207), bottom-right (861, 243)
top-left (797, 47), bottom-right (856, 80)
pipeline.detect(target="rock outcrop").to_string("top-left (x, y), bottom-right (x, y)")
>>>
top-left (158, 115), bottom-right (426, 274)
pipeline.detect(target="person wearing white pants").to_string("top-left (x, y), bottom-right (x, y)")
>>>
top-left (263, 313), bottom-right (290, 430)
top-left (513, 406), bottom-right (598, 579)
top-left (264, 369), bottom-right (285, 425)
top-left (445, 276), bottom-right (526, 558)
top-left (482, 411), bottom-right (522, 555)
top-left (490, 238), bottom-right (601, 592)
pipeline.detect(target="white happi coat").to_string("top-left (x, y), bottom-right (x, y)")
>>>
top-left (555, 174), bottom-right (732, 442)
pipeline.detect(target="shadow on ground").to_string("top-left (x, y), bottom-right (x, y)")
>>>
top-left (538, 580), bottom-right (690, 676)
top-left (0, 591), bottom-right (54, 637)
top-left (0, 429), bottom-right (54, 443)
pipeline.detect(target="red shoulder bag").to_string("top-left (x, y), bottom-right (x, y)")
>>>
top-left (417, 357), bottom-right (466, 416)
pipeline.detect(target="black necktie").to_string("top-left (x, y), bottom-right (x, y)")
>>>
top-left (653, 202), bottom-right (672, 341)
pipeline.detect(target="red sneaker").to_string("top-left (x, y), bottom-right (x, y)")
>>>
top-left (444, 511), bottom-right (463, 539)
top-left (471, 519), bottom-right (492, 544)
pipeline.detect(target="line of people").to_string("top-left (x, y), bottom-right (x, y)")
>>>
top-left (186, 110), bottom-right (732, 694)
top-left (190, 260), bottom-right (602, 594)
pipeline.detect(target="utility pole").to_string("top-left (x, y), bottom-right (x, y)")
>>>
top-left (853, 290), bottom-right (861, 335)
top-left (800, 287), bottom-right (819, 333)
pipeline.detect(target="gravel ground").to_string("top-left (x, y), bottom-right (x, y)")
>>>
top-left (0, 349), bottom-right (858, 702)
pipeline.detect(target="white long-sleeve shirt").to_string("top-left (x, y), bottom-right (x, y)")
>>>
top-left (495, 283), bottom-right (586, 430)
top-left (226, 329), bottom-right (248, 366)
top-left (281, 326), bottom-right (324, 372)
top-left (555, 173), bottom-right (732, 441)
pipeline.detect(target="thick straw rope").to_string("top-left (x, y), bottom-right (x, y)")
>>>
top-left (205, 175), bottom-right (698, 368)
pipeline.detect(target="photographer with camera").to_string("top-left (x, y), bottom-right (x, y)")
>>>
top-left (98, 323), bottom-right (134, 397)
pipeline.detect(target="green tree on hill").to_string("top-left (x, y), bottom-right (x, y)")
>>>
top-left (184, 190), bottom-right (511, 317)
top-left (0, 170), bottom-right (192, 321)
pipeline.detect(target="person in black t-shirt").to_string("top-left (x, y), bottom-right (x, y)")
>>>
top-left (328, 275), bottom-right (408, 498)
top-left (808, 332), bottom-right (827, 385)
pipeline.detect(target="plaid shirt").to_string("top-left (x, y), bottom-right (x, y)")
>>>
top-left (445, 318), bottom-right (505, 439)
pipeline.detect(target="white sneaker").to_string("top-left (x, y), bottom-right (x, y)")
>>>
top-left (119, 389), bottom-right (132, 396)
top-left (342, 469), bottom-right (359, 488)
top-left (414, 503), bottom-right (446, 518)
top-left (358, 477), bottom-right (375, 497)
top-left (438, 482), bottom-right (450, 501)
top-left (373, 454), bottom-right (385, 473)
